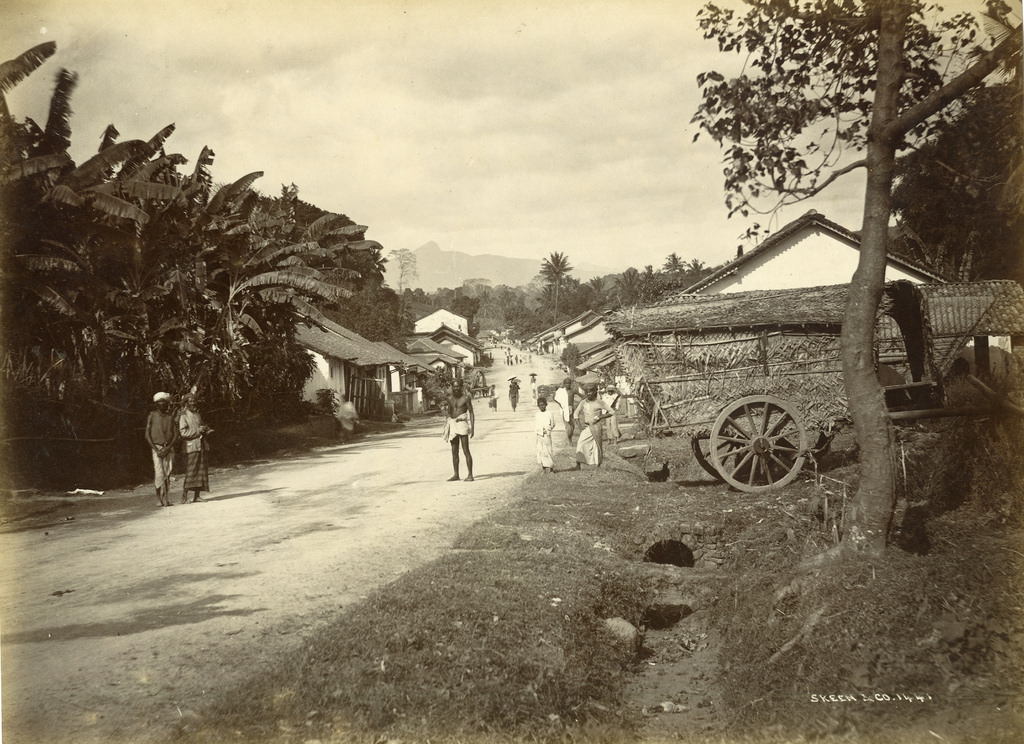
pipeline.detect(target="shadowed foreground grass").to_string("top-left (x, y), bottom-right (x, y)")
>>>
top-left (180, 471), bottom-right (657, 743)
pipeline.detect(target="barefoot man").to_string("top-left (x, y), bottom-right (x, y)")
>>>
top-left (444, 378), bottom-right (475, 482)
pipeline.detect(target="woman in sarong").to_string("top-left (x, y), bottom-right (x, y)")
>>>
top-left (179, 393), bottom-right (212, 503)
top-left (573, 384), bottom-right (613, 468)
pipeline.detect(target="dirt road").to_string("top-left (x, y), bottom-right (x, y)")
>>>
top-left (0, 352), bottom-right (562, 744)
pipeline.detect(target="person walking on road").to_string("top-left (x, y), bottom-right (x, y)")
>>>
top-left (179, 393), bottom-right (212, 502)
top-left (534, 396), bottom-right (558, 473)
top-left (338, 395), bottom-right (358, 442)
top-left (145, 391), bottom-right (179, 507)
top-left (508, 377), bottom-right (521, 412)
top-left (573, 383), bottom-right (613, 469)
top-left (553, 377), bottom-right (576, 444)
top-left (444, 378), bottom-right (475, 481)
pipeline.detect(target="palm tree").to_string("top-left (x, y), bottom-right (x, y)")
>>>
top-left (614, 267), bottom-right (642, 307)
top-left (663, 252), bottom-right (685, 276)
top-left (586, 276), bottom-right (608, 309)
top-left (539, 251), bottom-right (573, 322)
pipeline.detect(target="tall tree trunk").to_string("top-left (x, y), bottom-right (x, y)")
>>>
top-left (840, 1), bottom-right (909, 558)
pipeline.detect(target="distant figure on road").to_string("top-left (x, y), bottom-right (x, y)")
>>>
top-left (443, 379), bottom-right (475, 481)
top-left (508, 377), bottom-right (521, 411)
top-left (529, 373), bottom-right (538, 400)
top-left (553, 377), bottom-right (576, 444)
top-left (573, 384), bottom-right (613, 469)
top-left (178, 393), bottom-right (212, 503)
top-left (338, 395), bottom-right (358, 442)
top-left (534, 396), bottom-right (557, 473)
top-left (145, 391), bottom-right (179, 507)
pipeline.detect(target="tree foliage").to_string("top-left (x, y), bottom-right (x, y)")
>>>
top-left (891, 82), bottom-right (1023, 282)
top-left (0, 43), bottom-right (392, 484)
top-left (693, 0), bottom-right (1021, 556)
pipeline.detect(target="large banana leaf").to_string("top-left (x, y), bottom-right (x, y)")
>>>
top-left (0, 41), bottom-right (57, 94)
top-left (16, 254), bottom-right (81, 273)
top-left (120, 123), bottom-right (176, 177)
top-left (43, 69), bottom-right (77, 155)
top-left (60, 139), bottom-right (150, 191)
top-left (258, 291), bottom-right (335, 325)
top-left (340, 239), bottom-right (383, 253)
top-left (237, 268), bottom-right (339, 300)
top-left (99, 124), bottom-right (119, 152)
top-left (84, 189), bottom-right (150, 224)
top-left (245, 240), bottom-right (321, 267)
top-left (117, 179), bottom-right (181, 201)
top-left (206, 171), bottom-right (263, 216)
top-left (129, 154), bottom-right (179, 184)
top-left (0, 153), bottom-right (71, 183)
top-left (48, 183), bottom-right (85, 207)
top-left (302, 212), bottom-right (355, 241)
top-left (189, 146), bottom-right (215, 190)
top-left (20, 276), bottom-right (86, 320)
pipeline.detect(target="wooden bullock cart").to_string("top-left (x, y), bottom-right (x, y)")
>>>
top-left (607, 280), bottom-right (1024, 493)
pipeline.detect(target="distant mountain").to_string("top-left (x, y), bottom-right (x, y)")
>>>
top-left (386, 242), bottom-right (609, 292)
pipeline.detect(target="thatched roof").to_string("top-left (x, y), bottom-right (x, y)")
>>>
top-left (607, 284), bottom-right (850, 337)
top-left (918, 280), bottom-right (1024, 337)
top-left (609, 279), bottom-right (1024, 345)
top-left (297, 319), bottom-right (408, 367)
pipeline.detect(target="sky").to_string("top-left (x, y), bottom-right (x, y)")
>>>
top-left (1, 0), bottom-right (872, 279)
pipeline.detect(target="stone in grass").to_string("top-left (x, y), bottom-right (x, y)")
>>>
top-left (604, 616), bottom-right (643, 656)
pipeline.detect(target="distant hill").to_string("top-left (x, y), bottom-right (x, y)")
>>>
top-left (386, 242), bottom-right (609, 292)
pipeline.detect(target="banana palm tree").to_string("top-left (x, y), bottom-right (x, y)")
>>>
top-left (539, 251), bottom-right (573, 322)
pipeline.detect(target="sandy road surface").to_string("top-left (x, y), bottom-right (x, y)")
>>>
top-left (0, 352), bottom-right (563, 744)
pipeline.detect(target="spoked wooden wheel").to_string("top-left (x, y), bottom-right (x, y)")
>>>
top-left (691, 431), bottom-right (745, 482)
top-left (710, 395), bottom-right (808, 493)
top-left (691, 433), bottom-right (722, 480)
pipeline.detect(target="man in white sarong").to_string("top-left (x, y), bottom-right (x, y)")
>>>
top-left (573, 383), bottom-right (613, 468)
top-left (534, 396), bottom-right (558, 473)
top-left (444, 378), bottom-right (475, 481)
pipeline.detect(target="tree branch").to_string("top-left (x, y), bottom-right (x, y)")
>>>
top-left (885, 25), bottom-right (1023, 142)
top-left (789, 159), bottom-right (868, 199)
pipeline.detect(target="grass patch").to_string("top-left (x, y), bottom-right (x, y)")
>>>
top-left (179, 470), bottom-right (658, 743)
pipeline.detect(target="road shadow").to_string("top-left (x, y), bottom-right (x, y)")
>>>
top-left (200, 487), bottom-right (287, 503)
top-left (3, 594), bottom-right (259, 643)
top-left (465, 471), bottom-right (529, 480)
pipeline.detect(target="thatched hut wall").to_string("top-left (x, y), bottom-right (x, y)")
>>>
top-left (618, 328), bottom-right (848, 437)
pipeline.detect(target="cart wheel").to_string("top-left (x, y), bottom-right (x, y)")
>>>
top-left (691, 433), bottom-right (725, 481)
top-left (710, 395), bottom-right (808, 493)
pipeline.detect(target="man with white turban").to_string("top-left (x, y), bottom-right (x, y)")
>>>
top-left (145, 392), bottom-right (178, 506)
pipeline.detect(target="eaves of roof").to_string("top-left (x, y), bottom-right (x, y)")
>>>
top-left (682, 210), bottom-right (945, 294)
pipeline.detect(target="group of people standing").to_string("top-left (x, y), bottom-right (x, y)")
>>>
top-left (535, 377), bottom-right (620, 473)
top-left (144, 392), bottom-right (213, 507)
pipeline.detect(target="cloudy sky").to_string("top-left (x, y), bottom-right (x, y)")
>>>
top-left (2, 0), bottom-right (868, 278)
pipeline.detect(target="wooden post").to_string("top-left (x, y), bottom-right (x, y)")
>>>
top-left (973, 336), bottom-right (990, 378)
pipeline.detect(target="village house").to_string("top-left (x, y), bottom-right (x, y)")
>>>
top-left (684, 210), bottom-right (944, 295)
top-left (407, 324), bottom-right (485, 368)
top-left (532, 310), bottom-right (609, 357)
top-left (404, 336), bottom-right (468, 377)
top-left (296, 319), bottom-right (428, 420)
top-left (413, 307), bottom-right (469, 335)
